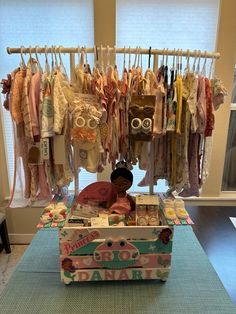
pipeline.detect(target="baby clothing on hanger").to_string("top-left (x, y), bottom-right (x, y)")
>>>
top-left (1, 47), bottom-right (227, 203)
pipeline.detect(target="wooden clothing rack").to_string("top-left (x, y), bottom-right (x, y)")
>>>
top-left (6, 46), bottom-right (220, 195)
top-left (7, 46), bottom-right (220, 58)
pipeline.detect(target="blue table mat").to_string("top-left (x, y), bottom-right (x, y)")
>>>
top-left (0, 226), bottom-right (235, 314)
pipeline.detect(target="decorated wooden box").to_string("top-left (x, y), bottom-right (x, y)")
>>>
top-left (59, 224), bottom-right (173, 284)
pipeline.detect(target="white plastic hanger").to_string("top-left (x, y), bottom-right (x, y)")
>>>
top-left (29, 45), bottom-right (32, 62)
top-left (165, 48), bottom-right (169, 67)
top-left (176, 49), bottom-right (180, 74)
top-left (123, 46), bottom-right (126, 71)
top-left (35, 45), bottom-right (42, 72)
top-left (106, 45), bottom-right (110, 68)
top-left (185, 49), bottom-right (190, 73)
top-left (35, 45), bottom-right (40, 63)
top-left (77, 46), bottom-right (81, 65)
top-left (209, 56), bottom-right (215, 79)
top-left (128, 46), bottom-right (131, 71)
top-left (201, 51), bottom-right (207, 77)
top-left (137, 46), bottom-right (141, 67)
top-left (59, 46), bottom-right (68, 77)
top-left (196, 50), bottom-right (201, 75)
top-left (161, 48), bottom-right (165, 67)
top-left (180, 49), bottom-right (183, 75)
top-left (80, 47), bottom-right (85, 67)
top-left (20, 45), bottom-right (26, 68)
top-left (58, 46), bottom-right (63, 66)
top-left (84, 46), bottom-right (88, 66)
top-left (172, 48), bottom-right (176, 71)
top-left (53, 45), bottom-right (58, 69)
top-left (100, 44), bottom-right (104, 73)
top-left (44, 45), bottom-right (50, 74)
top-left (132, 46), bottom-right (138, 68)
top-left (192, 50), bottom-right (197, 73)
top-left (113, 45), bottom-right (116, 67)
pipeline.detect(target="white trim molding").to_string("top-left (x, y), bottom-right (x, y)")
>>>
top-left (9, 233), bottom-right (35, 244)
top-left (182, 196), bottom-right (236, 206)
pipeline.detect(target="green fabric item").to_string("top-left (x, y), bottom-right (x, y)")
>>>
top-left (0, 227), bottom-right (235, 313)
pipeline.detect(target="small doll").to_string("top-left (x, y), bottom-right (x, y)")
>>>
top-left (109, 162), bottom-right (135, 216)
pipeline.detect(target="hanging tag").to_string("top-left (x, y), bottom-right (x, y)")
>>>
top-left (28, 143), bottom-right (43, 165)
top-left (40, 138), bottom-right (49, 160)
top-left (53, 134), bottom-right (67, 165)
top-left (136, 194), bottom-right (159, 205)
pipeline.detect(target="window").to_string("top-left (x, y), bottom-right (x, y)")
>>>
top-left (117, 0), bottom-right (219, 51)
top-left (116, 0), bottom-right (220, 193)
top-left (0, 0), bottom-right (96, 199)
top-left (222, 67), bottom-right (236, 191)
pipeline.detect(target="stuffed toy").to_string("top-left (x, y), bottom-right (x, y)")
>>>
top-left (40, 202), bottom-right (67, 224)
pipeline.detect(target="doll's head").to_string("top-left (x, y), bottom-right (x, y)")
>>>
top-left (110, 165), bottom-right (133, 195)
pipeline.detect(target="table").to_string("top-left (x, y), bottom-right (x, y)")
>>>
top-left (0, 227), bottom-right (235, 314)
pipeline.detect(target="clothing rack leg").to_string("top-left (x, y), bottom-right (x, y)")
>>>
top-left (148, 55), bottom-right (158, 195)
top-left (70, 53), bottom-right (79, 195)
top-left (149, 140), bottom-right (154, 195)
top-left (73, 141), bottom-right (79, 195)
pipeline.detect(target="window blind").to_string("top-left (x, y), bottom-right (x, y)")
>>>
top-left (0, 0), bottom-right (96, 195)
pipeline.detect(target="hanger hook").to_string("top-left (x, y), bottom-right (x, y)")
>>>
top-left (180, 49), bottom-right (183, 74)
top-left (137, 46), bottom-right (139, 67)
top-left (84, 46), bottom-right (88, 65)
top-left (186, 49), bottom-right (190, 71)
top-left (209, 55), bottom-right (215, 79)
top-left (139, 46), bottom-right (142, 67)
top-left (176, 49), bottom-right (179, 73)
top-left (148, 46), bottom-right (151, 69)
top-left (54, 46), bottom-right (58, 67)
top-left (29, 45), bottom-right (32, 60)
top-left (202, 50), bottom-right (207, 76)
top-left (107, 45), bottom-right (110, 67)
top-left (51, 45), bottom-right (55, 69)
top-left (113, 45), bottom-right (116, 66)
top-left (192, 49), bottom-right (197, 72)
top-left (123, 46), bottom-right (126, 70)
top-left (95, 46), bottom-right (98, 65)
top-left (80, 46), bottom-right (85, 67)
top-left (133, 46), bottom-right (138, 68)
top-left (165, 48), bottom-right (169, 66)
top-left (172, 48), bottom-right (176, 70)
top-left (161, 48), bottom-right (165, 65)
top-left (140, 46), bottom-right (142, 68)
top-left (100, 44), bottom-right (104, 72)
top-left (45, 45), bottom-right (48, 60)
top-left (59, 45), bottom-right (63, 66)
top-left (77, 45), bottom-right (81, 64)
top-left (35, 45), bottom-right (40, 63)
top-left (197, 49), bottom-right (201, 74)
top-left (20, 45), bottom-right (25, 66)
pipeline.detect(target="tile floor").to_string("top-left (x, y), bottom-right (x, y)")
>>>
top-left (187, 205), bottom-right (236, 305)
top-left (0, 245), bottom-right (28, 296)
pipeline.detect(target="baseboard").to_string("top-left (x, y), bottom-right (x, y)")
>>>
top-left (9, 233), bottom-right (35, 244)
top-left (183, 197), bottom-right (236, 206)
